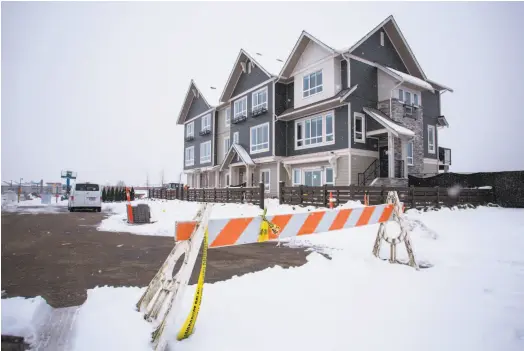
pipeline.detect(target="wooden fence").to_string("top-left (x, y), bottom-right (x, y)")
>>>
top-left (278, 182), bottom-right (495, 209)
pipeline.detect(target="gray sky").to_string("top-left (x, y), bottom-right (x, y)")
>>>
top-left (2, 2), bottom-right (524, 186)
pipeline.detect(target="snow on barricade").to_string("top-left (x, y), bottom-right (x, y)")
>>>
top-left (1, 296), bottom-right (53, 344)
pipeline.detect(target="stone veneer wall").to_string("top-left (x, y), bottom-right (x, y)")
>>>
top-left (378, 99), bottom-right (424, 175)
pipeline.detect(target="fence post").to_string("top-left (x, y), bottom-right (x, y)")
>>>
top-left (226, 187), bottom-right (230, 203)
top-left (201, 188), bottom-right (204, 203)
top-left (299, 185), bottom-right (304, 205)
top-left (410, 185), bottom-right (415, 209)
top-left (213, 187), bottom-right (216, 203)
top-left (323, 184), bottom-right (328, 208)
top-left (380, 185), bottom-right (385, 204)
top-left (279, 181), bottom-right (285, 205)
top-left (259, 182), bottom-right (265, 209)
top-left (436, 186), bottom-right (440, 208)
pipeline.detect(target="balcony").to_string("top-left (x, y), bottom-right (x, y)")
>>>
top-left (199, 128), bottom-right (211, 136)
top-left (185, 135), bottom-right (194, 142)
top-left (250, 106), bottom-right (268, 118)
top-left (439, 147), bottom-right (452, 165)
top-left (232, 114), bottom-right (247, 124)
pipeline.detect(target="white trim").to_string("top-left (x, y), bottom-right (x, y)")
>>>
top-left (272, 81), bottom-right (276, 157)
top-left (250, 122), bottom-right (270, 154)
top-left (291, 55), bottom-right (335, 77)
top-left (260, 168), bottom-right (271, 193)
top-left (183, 107), bottom-right (215, 125)
top-left (426, 79), bottom-right (454, 93)
top-left (277, 97), bottom-right (343, 120)
top-left (283, 155), bottom-right (333, 165)
top-left (423, 158), bottom-right (438, 165)
top-left (223, 136), bottom-right (231, 158)
top-left (397, 86), bottom-right (422, 107)
top-left (407, 141), bottom-right (414, 166)
top-left (380, 31), bottom-right (385, 46)
top-left (185, 146), bottom-right (195, 167)
top-left (225, 107), bottom-right (231, 127)
top-left (292, 168), bottom-right (301, 186)
top-left (382, 26), bottom-right (412, 80)
top-left (301, 167), bottom-right (324, 186)
top-left (186, 121), bottom-right (194, 138)
top-left (212, 110), bottom-right (215, 166)
top-left (233, 96), bottom-right (247, 119)
top-left (200, 113), bottom-right (211, 132)
top-left (199, 141), bottom-right (212, 164)
top-left (367, 128), bottom-right (388, 137)
top-left (427, 125), bottom-right (436, 154)
top-left (302, 69), bottom-right (324, 98)
top-left (388, 17), bottom-right (427, 80)
top-left (294, 111), bottom-right (335, 150)
top-left (253, 156), bottom-right (282, 163)
top-left (340, 84), bottom-right (358, 101)
top-left (353, 112), bottom-right (366, 143)
top-left (251, 86), bottom-right (268, 112)
top-left (350, 148), bottom-right (379, 158)
top-left (324, 167), bottom-right (334, 185)
top-left (177, 80), bottom-right (212, 125)
top-left (228, 78), bottom-right (275, 104)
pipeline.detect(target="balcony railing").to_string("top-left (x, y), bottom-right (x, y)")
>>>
top-left (185, 135), bottom-right (194, 142)
top-left (199, 128), bottom-right (211, 136)
top-left (232, 114), bottom-right (247, 124)
top-left (439, 147), bottom-right (452, 165)
top-left (251, 107), bottom-right (268, 118)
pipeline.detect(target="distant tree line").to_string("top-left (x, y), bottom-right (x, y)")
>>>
top-left (102, 187), bottom-right (135, 202)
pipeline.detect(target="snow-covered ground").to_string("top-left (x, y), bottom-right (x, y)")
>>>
top-left (3, 202), bottom-right (524, 351)
top-left (1, 197), bottom-right (68, 214)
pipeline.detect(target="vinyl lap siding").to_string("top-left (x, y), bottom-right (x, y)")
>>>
top-left (350, 154), bottom-right (378, 185)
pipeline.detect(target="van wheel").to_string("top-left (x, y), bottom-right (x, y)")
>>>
top-left (97, 207), bottom-right (101, 213)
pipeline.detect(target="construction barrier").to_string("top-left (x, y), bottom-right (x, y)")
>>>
top-left (137, 191), bottom-right (418, 351)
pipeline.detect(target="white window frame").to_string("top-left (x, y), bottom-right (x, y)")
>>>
top-left (407, 141), bottom-right (414, 166)
top-left (302, 70), bottom-right (323, 98)
top-left (200, 141), bottom-right (211, 164)
top-left (380, 31), bottom-right (385, 46)
top-left (260, 169), bottom-right (270, 193)
top-left (250, 122), bottom-right (270, 154)
top-left (201, 114), bottom-right (211, 132)
top-left (324, 167), bottom-right (334, 185)
top-left (223, 136), bottom-right (230, 158)
top-left (225, 107), bottom-right (231, 127)
top-left (251, 87), bottom-right (268, 112)
top-left (428, 125), bottom-right (436, 154)
top-left (186, 122), bottom-right (194, 138)
top-left (294, 111), bottom-right (335, 150)
top-left (233, 96), bottom-right (247, 118)
top-left (185, 146), bottom-right (194, 166)
top-left (398, 87), bottom-right (422, 107)
top-left (292, 168), bottom-right (301, 186)
top-left (233, 131), bottom-right (239, 144)
top-left (354, 112), bottom-right (366, 143)
top-left (303, 168), bottom-right (323, 187)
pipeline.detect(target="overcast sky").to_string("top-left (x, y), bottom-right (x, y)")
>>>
top-left (2, 1), bottom-right (523, 186)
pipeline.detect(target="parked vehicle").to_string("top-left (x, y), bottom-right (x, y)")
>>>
top-left (68, 183), bottom-right (101, 212)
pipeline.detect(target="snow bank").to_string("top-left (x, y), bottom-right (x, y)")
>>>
top-left (1, 296), bottom-right (52, 344)
top-left (2, 197), bottom-right (68, 214)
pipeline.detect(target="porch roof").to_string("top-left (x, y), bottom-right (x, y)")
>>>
top-left (363, 107), bottom-right (415, 139)
top-left (219, 144), bottom-right (255, 171)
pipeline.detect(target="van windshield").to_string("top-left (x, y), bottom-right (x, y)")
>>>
top-left (75, 184), bottom-right (99, 191)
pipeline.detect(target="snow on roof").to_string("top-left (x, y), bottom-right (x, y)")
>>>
top-left (194, 81), bottom-right (222, 108)
top-left (363, 107), bottom-right (415, 138)
top-left (233, 144), bottom-right (254, 166)
top-left (385, 67), bottom-right (434, 92)
top-left (244, 49), bottom-right (285, 77)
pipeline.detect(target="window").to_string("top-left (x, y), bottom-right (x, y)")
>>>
top-left (407, 141), bottom-right (414, 166)
top-left (234, 97), bottom-right (247, 118)
top-left (186, 122), bottom-right (194, 138)
top-left (292, 169), bottom-right (301, 185)
top-left (223, 137), bottom-right (230, 157)
top-left (233, 131), bottom-right (239, 144)
top-left (200, 141), bottom-right (211, 163)
top-left (295, 112), bottom-right (335, 149)
top-left (325, 168), bottom-right (334, 185)
top-left (75, 184), bottom-right (87, 191)
top-left (250, 123), bottom-right (270, 153)
top-left (225, 107), bottom-right (231, 127)
top-left (428, 125), bottom-right (436, 154)
top-left (354, 112), bottom-right (365, 143)
top-left (398, 89), bottom-right (404, 101)
top-left (380, 32), bottom-right (385, 46)
top-left (405, 91), bottom-right (411, 105)
top-left (413, 94), bottom-right (419, 106)
top-left (304, 169), bottom-right (322, 186)
top-left (303, 70), bottom-right (323, 98)
top-left (398, 88), bottom-right (422, 106)
top-left (260, 170), bottom-right (270, 193)
top-left (201, 114), bottom-right (211, 132)
top-left (252, 87), bottom-right (268, 111)
top-left (185, 146), bottom-right (194, 166)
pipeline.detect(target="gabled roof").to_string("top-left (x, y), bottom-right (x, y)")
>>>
top-left (219, 49), bottom-right (282, 103)
top-left (219, 143), bottom-right (255, 171)
top-left (383, 67), bottom-right (434, 92)
top-left (363, 107), bottom-right (415, 139)
top-left (176, 80), bottom-right (219, 125)
top-left (339, 15), bottom-right (427, 80)
top-left (278, 31), bottom-right (337, 79)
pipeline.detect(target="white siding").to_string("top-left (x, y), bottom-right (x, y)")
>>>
top-left (335, 155), bottom-right (349, 186)
top-left (350, 155), bottom-right (378, 185)
top-left (292, 40), bottom-right (332, 74)
top-left (377, 69), bottom-right (398, 102)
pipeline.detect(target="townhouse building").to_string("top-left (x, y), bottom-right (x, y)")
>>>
top-left (176, 15), bottom-right (453, 197)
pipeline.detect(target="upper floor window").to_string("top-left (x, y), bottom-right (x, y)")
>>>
top-left (186, 122), bottom-right (194, 138)
top-left (225, 107), bottom-right (231, 127)
top-left (354, 112), bottom-right (365, 143)
top-left (407, 141), bottom-right (414, 166)
top-left (295, 111), bottom-right (334, 150)
top-left (185, 146), bottom-right (194, 166)
top-left (224, 137), bottom-right (230, 157)
top-left (201, 114), bottom-right (211, 132)
top-left (250, 122), bottom-right (270, 154)
top-left (428, 125), bottom-right (436, 154)
top-left (252, 87), bottom-right (268, 112)
top-left (200, 141), bottom-right (211, 164)
top-left (399, 88), bottom-right (421, 106)
top-left (234, 97), bottom-right (247, 118)
top-left (303, 70), bottom-right (323, 98)
top-left (233, 131), bottom-right (239, 144)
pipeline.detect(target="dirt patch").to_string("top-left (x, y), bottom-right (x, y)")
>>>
top-left (1, 210), bottom-right (309, 308)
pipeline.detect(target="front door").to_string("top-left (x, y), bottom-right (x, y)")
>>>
top-left (379, 146), bottom-right (389, 178)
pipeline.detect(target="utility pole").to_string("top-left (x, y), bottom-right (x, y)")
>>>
top-left (160, 170), bottom-right (165, 187)
top-left (18, 177), bottom-right (23, 203)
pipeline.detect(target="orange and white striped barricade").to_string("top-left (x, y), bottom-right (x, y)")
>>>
top-left (126, 187), bottom-right (134, 224)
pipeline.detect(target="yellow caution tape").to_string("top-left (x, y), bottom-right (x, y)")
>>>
top-left (176, 228), bottom-right (208, 341)
top-left (258, 208), bottom-right (280, 243)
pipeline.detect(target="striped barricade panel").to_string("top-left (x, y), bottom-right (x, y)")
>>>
top-left (175, 204), bottom-right (395, 249)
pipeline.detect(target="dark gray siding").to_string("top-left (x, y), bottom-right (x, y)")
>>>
top-left (230, 82), bottom-right (274, 159)
top-left (275, 83), bottom-right (287, 115)
top-left (185, 95), bottom-right (209, 123)
top-left (286, 105), bottom-right (348, 156)
top-left (275, 120), bottom-right (287, 156)
top-left (422, 91), bottom-right (440, 159)
top-left (352, 29), bottom-right (408, 73)
top-left (341, 59), bottom-right (348, 89)
top-left (232, 64), bottom-right (270, 98)
top-left (286, 82), bottom-right (294, 112)
top-left (349, 59), bottom-right (380, 151)
top-left (183, 109), bottom-right (214, 170)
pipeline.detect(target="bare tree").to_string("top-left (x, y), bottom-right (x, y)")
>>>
top-left (116, 180), bottom-right (126, 187)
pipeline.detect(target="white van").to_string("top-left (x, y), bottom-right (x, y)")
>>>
top-left (68, 182), bottom-right (102, 212)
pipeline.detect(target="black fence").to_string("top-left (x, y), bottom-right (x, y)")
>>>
top-left (409, 171), bottom-right (524, 208)
top-left (278, 182), bottom-right (494, 209)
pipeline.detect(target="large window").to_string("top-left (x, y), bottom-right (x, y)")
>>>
top-left (399, 88), bottom-right (421, 106)
top-left (252, 87), bottom-right (268, 111)
top-left (250, 123), bottom-right (270, 153)
top-left (325, 168), bottom-right (334, 185)
top-left (303, 70), bottom-right (323, 98)
top-left (260, 169), bottom-right (270, 193)
top-left (223, 137), bottom-right (230, 157)
top-left (407, 141), bottom-right (414, 166)
top-left (295, 112), bottom-right (334, 150)
top-left (185, 146), bottom-right (194, 166)
top-left (225, 107), bottom-right (231, 127)
top-left (186, 122), bottom-right (194, 138)
top-left (200, 141), bottom-right (211, 164)
top-left (354, 112), bottom-right (365, 143)
top-left (304, 169), bottom-right (322, 186)
top-left (428, 125), bottom-right (436, 154)
top-left (292, 169), bottom-right (301, 185)
top-left (201, 114), bottom-right (211, 132)
top-left (234, 96), bottom-right (247, 118)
